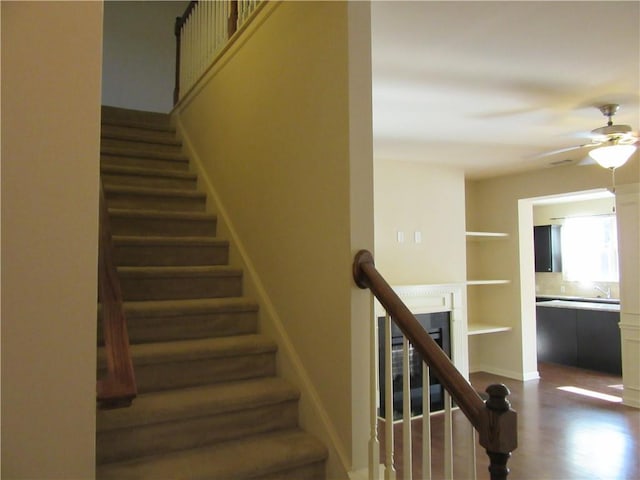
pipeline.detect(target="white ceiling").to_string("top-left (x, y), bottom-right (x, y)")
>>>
top-left (371, 1), bottom-right (640, 179)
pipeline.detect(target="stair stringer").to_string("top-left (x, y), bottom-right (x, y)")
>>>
top-left (175, 119), bottom-right (351, 480)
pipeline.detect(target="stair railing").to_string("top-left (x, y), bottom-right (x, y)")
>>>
top-left (97, 181), bottom-right (137, 408)
top-left (173, 0), bottom-right (262, 105)
top-left (353, 250), bottom-right (517, 480)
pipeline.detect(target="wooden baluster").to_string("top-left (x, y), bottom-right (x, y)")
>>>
top-left (402, 336), bottom-right (412, 479)
top-left (369, 300), bottom-right (380, 480)
top-left (228, 0), bottom-right (238, 37)
top-left (173, 15), bottom-right (182, 104)
top-left (469, 421), bottom-right (478, 480)
top-left (384, 314), bottom-right (396, 480)
top-left (444, 391), bottom-right (453, 479)
top-left (422, 364), bottom-right (432, 480)
top-left (479, 384), bottom-right (518, 480)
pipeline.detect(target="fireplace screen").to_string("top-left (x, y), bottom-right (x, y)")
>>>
top-left (378, 311), bottom-right (451, 419)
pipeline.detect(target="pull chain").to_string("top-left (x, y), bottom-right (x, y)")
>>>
top-left (610, 167), bottom-right (616, 213)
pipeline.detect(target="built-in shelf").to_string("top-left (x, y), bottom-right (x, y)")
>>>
top-left (466, 280), bottom-right (510, 286)
top-left (465, 231), bottom-right (509, 240)
top-left (467, 323), bottom-right (512, 336)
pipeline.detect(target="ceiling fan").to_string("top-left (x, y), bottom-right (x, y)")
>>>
top-left (541, 103), bottom-right (638, 169)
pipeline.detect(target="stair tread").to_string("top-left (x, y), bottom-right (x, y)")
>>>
top-left (101, 164), bottom-right (197, 179)
top-left (104, 184), bottom-right (206, 198)
top-left (108, 208), bottom-right (216, 220)
top-left (97, 377), bottom-right (298, 432)
top-left (123, 297), bottom-right (258, 317)
top-left (101, 125), bottom-right (181, 146)
top-left (96, 429), bottom-right (327, 480)
top-left (99, 334), bottom-right (277, 368)
top-left (117, 265), bottom-right (241, 276)
top-left (101, 106), bottom-right (173, 132)
top-left (102, 145), bottom-right (188, 161)
top-left (113, 235), bottom-right (226, 246)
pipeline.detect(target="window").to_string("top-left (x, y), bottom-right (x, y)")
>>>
top-left (561, 215), bottom-right (618, 282)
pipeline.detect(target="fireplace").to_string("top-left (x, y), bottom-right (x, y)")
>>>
top-left (378, 311), bottom-right (451, 418)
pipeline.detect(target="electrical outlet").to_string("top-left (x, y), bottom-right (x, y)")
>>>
top-left (397, 231), bottom-right (405, 243)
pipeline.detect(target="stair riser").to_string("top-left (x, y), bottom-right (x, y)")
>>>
top-left (102, 138), bottom-right (183, 156)
top-left (97, 401), bottom-right (298, 464)
top-left (109, 215), bottom-right (217, 237)
top-left (105, 192), bottom-right (206, 212)
top-left (102, 154), bottom-right (189, 171)
top-left (119, 274), bottom-right (242, 301)
top-left (130, 353), bottom-right (276, 392)
top-left (114, 243), bottom-right (229, 267)
top-left (102, 172), bottom-right (197, 190)
top-left (256, 462), bottom-right (326, 480)
top-left (98, 310), bottom-right (258, 344)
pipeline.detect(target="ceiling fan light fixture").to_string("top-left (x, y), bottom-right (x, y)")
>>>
top-left (588, 143), bottom-right (637, 169)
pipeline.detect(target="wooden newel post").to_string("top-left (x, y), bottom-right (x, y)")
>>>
top-left (479, 384), bottom-right (518, 480)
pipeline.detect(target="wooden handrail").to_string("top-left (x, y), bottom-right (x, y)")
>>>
top-left (96, 181), bottom-right (136, 408)
top-left (353, 249), bottom-right (517, 479)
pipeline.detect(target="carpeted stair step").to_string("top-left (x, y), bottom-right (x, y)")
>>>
top-left (113, 235), bottom-right (229, 266)
top-left (98, 297), bottom-right (259, 344)
top-left (101, 106), bottom-right (174, 132)
top-left (104, 185), bottom-right (206, 212)
top-left (124, 297), bottom-right (258, 343)
top-left (101, 164), bottom-right (198, 190)
top-left (95, 428), bottom-right (327, 480)
top-left (118, 265), bottom-right (243, 301)
top-left (101, 137), bottom-right (184, 157)
top-left (96, 377), bottom-right (300, 464)
top-left (108, 208), bottom-right (217, 237)
top-left (98, 335), bottom-right (277, 393)
top-left (102, 145), bottom-right (190, 171)
top-left (101, 123), bottom-right (181, 147)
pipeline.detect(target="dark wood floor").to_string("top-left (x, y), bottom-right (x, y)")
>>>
top-left (380, 363), bottom-right (640, 479)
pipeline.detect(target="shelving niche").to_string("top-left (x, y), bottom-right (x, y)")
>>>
top-left (465, 231), bottom-right (512, 336)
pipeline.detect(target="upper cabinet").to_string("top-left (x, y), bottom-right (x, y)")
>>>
top-left (534, 225), bottom-right (562, 273)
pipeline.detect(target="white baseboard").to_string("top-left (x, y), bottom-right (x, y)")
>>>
top-left (471, 364), bottom-right (538, 382)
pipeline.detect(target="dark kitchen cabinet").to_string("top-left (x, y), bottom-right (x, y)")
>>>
top-left (536, 306), bottom-right (577, 366)
top-left (536, 305), bottom-right (621, 374)
top-left (534, 225), bottom-right (562, 272)
top-left (576, 309), bottom-right (622, 375)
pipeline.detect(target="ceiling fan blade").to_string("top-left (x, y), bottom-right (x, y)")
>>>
top-left (533, 143), bottom-right (599, 159)
top-left (577, 156), bottom-right (596, 166)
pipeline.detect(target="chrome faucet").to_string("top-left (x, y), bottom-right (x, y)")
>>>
top-left (594, 285), bottom-right (611, 299)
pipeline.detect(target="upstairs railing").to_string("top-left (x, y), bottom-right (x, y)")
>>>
top-left (96, 182), bottom-right (136, 408)
top-left (174, 0), bottom-right (262, 104)
top-left (353, 250), bottom-right (517, 480)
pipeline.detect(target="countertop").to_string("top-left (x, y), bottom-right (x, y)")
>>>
top-left (536, 294), bottom-right (620, 304)
top-left (536, 299), bottom-right (620, 312)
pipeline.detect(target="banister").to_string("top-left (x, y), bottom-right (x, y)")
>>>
top-left (353, 249), bottom-right (517, 479)
top-left (173, 1), bottom-right (197, 105)
top-left (96, 181), bottom-right (136, 408)
top-left (173, 1), bottom-right (240, 105)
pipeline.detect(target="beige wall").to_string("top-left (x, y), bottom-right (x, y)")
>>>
top-left (1, 2), bottom-right (103, 478)
top-left (174, 2), bottom-right (373, 477)
top-left (466, 156), bottom-right (639, 380)
top-left (374, 160), bottom-right (467, 285)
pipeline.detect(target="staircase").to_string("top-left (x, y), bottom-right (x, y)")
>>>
top-left (96, 106), bottom-right (327, 479)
